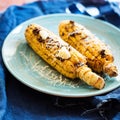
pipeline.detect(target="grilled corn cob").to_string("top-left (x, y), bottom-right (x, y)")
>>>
top-left (59, 20), bottom-right (118, 77)
top-left (24, 23), bottom-right (105, 89)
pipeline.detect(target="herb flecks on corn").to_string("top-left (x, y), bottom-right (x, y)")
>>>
top-left (25, 24), bottom-right (105, 89)
top-left (59, 20), bottom-right (118, 77)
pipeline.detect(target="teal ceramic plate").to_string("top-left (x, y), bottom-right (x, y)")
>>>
top-left (2, 14), bottom-right (120, 97)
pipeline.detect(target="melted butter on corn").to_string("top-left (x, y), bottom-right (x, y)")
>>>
top-left (39, 30), bottom-right (49, 40)
top-left (55, 46), bottom-right (71, 60)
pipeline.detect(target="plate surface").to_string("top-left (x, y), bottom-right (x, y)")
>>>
top-left (2, 14), bottom-right (120, 97)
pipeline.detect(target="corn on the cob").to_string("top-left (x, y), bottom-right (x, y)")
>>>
top-left (24, 23), bottom-right (105, 89)
top-left (59, 20), bottom-right (118, 77)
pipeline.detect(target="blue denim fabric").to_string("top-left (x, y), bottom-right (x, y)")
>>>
top-left (0, 1), bottom-right (120, 120)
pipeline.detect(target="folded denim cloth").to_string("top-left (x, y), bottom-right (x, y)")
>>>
top-left (0, 1), bottom-right (120, 120)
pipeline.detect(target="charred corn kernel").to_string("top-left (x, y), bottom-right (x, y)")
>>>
top-left (25, 23), bottom-right (105, 89)
top-left (59, 20), bottom-right (118, 77)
